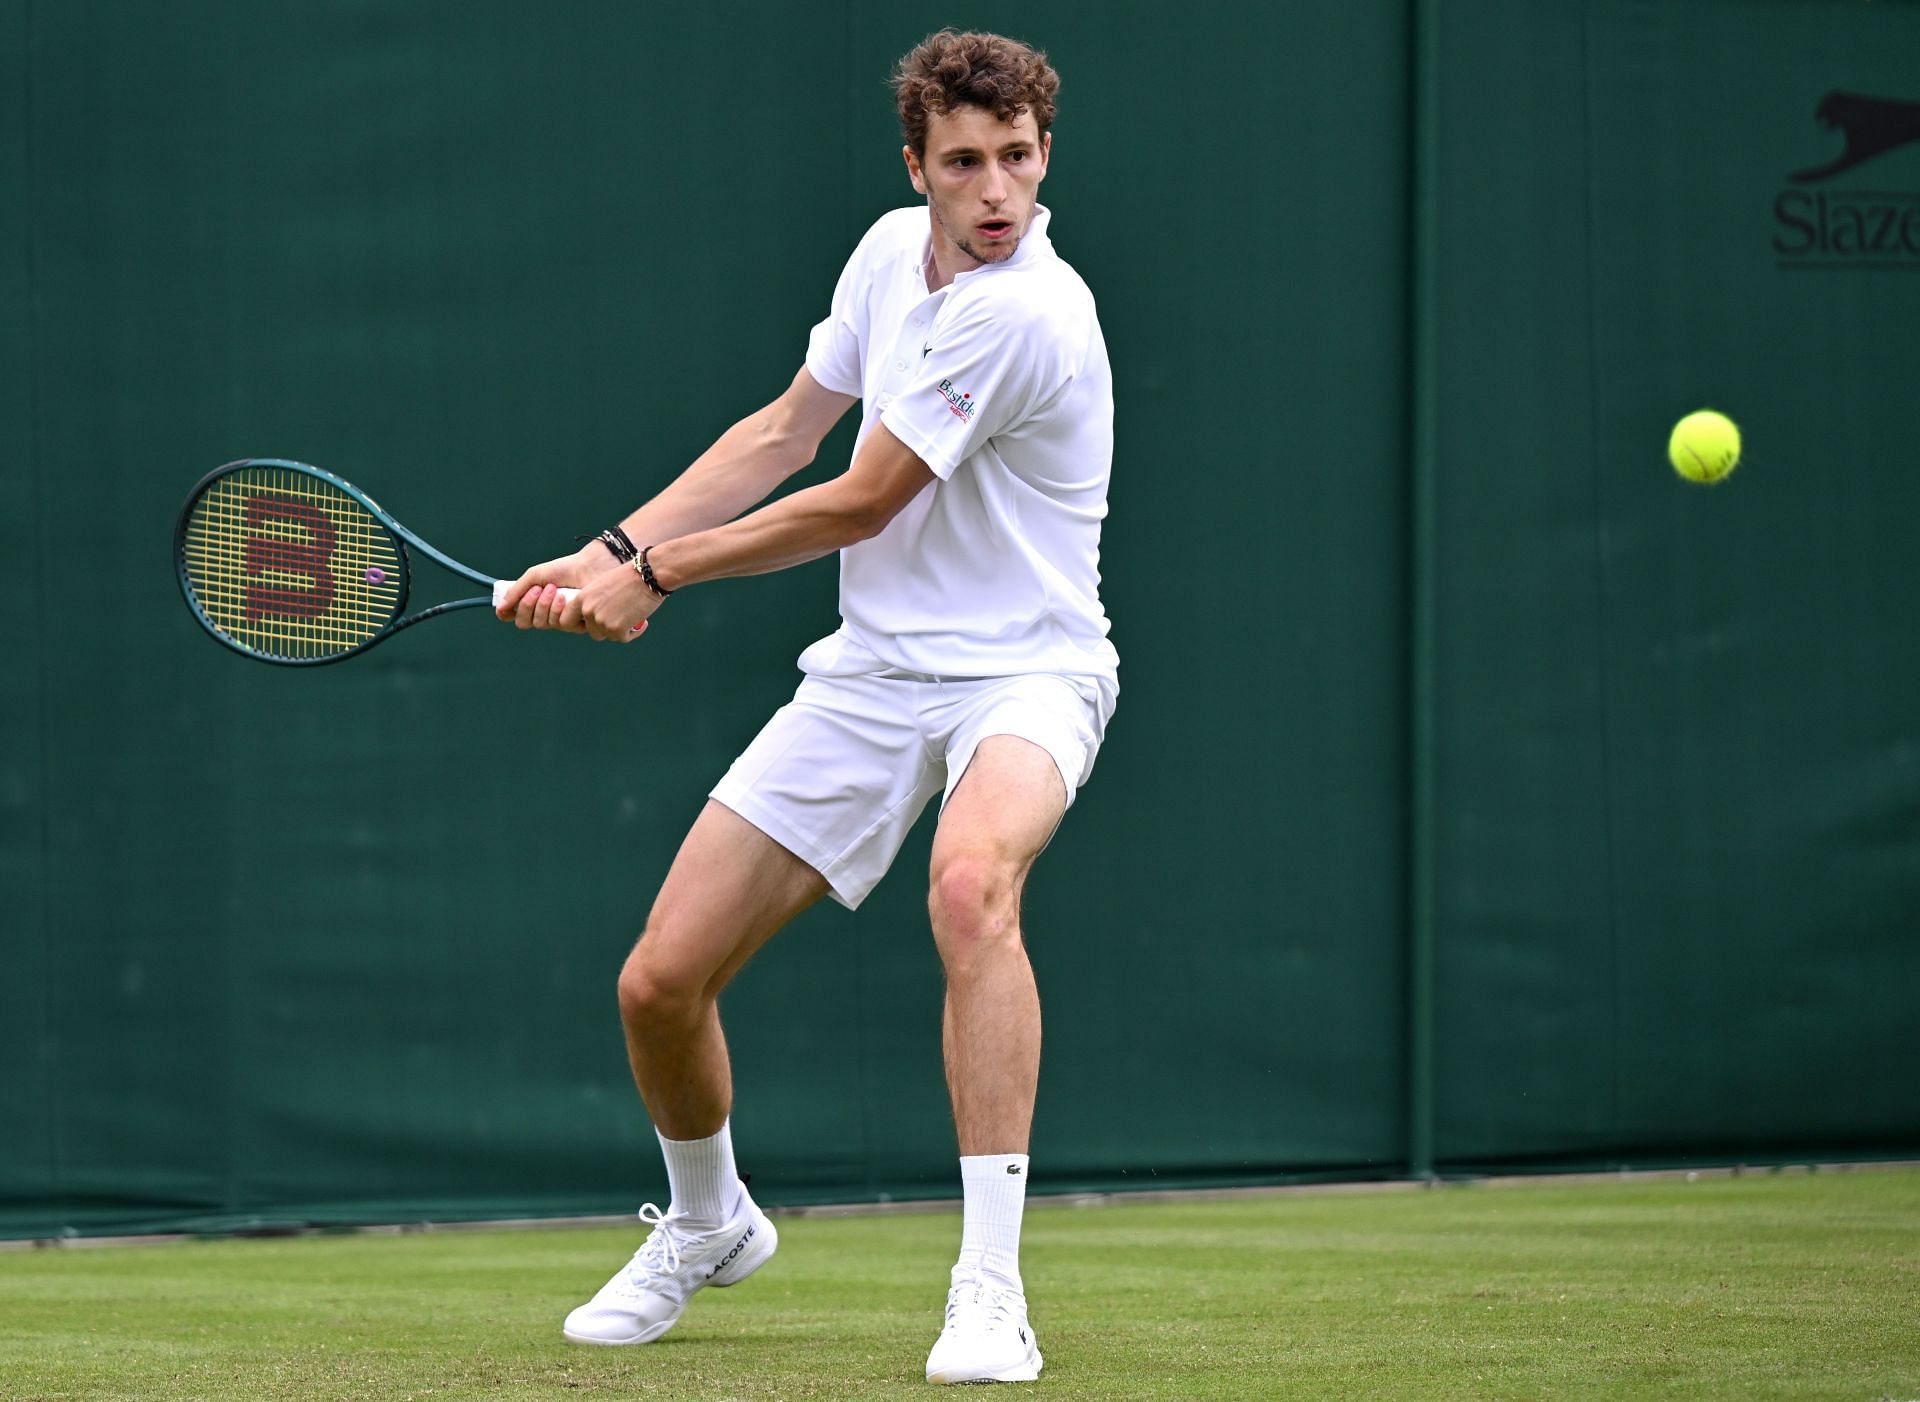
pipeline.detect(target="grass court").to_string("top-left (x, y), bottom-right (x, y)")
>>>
top-left (2, 1168), bottom-right (1914, 1399)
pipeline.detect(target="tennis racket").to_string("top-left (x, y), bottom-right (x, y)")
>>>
top-left (175, 457), bottom-right (599, 665)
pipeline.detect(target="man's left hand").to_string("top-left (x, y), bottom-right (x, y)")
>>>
top-left (561, 563), bottom-right (663, 642)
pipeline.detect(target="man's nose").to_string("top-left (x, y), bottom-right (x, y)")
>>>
top-left (982, 163), bottom-right (1007, 205)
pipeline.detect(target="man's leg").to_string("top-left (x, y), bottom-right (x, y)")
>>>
top-left (617, 799), bottom-right (829, 1139)
top-left (928, 737), bottom-right (1064, 1156)
top-left (924, 735), bottom-right (1066, 1385)
top-left (564, 799), bottom-right (827, 1347)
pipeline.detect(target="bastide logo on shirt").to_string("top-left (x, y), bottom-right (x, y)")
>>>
top-left (936, 377), bottom-right (977, 421)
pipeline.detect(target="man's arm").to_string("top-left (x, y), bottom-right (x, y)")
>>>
top-left (558, 422), bottom-right (936, 641)
top-left (497, 367), bottom-right (856, 618)
top-left (650, 422), bottom-right (933, 586)
top-left (614, 367), bottom-right (858, 547)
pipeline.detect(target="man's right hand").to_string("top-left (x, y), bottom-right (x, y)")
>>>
top-left (496, 546), bottom-right (611, 629)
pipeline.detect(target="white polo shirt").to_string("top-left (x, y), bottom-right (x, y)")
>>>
top-left (802, 204), bottom-right (1118, 688)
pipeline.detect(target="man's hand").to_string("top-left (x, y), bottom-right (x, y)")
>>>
top-left (497, 544), bottom-right (644, 637)
top-left (562, 559), bottom-right (663, 642)
top-left (496, 544), bottom-right (659, 642)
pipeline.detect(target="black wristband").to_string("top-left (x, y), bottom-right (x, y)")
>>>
top-left (577, 528), bottom-right (638, 564)
top-left (637, 545), bottom-right (673, 598)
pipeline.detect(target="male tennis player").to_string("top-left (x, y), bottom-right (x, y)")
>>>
top-left (498, 30), bottom-right (1115, 1386)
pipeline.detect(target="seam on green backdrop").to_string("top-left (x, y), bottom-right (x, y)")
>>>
top-left (844, 0), bottom-right (878, 1207)
top-left (1577, 0), bottom-right (1626, 1145)
top-left (21, 0), bottom-right (58, 1212)
top-left (1405, 0), bottom-right (1440, 1183)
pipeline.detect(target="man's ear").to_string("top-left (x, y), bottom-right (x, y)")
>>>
top-left (903, 144), bottom-right (928, 196)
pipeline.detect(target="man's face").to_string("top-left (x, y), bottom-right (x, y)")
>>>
top-left (905, 105), bottom-right (1051, 274)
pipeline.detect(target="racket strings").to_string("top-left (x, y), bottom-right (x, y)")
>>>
top-left (182, 465), bottom-right (404, 661)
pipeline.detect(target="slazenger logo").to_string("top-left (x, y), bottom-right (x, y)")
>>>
top-left (1774, 90), bottom-right (1920, 269)
top-left (1790, 91), bottom-right (1920, 182)
top-left (936, 377), bottom-right (976, 421)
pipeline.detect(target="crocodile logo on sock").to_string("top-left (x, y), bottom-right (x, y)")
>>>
top-left (1006, 1164), bottom-right (1022, 1175)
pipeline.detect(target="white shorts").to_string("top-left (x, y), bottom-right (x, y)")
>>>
top-left (710, 662), bottom-right (1116, 911)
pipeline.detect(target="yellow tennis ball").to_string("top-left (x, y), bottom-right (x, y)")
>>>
top-left (1669, 410), bottom-right (1741, 485)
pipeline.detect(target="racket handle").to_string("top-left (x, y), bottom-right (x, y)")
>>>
top-left (491, 580), bottom-right (647, 637)
top-left (491, 581), bottom-right (578, 609)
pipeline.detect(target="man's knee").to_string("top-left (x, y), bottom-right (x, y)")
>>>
top-left (615, 927), bottom-right (709, 1026)
top-left (929, 851), bottom-right (1024, 964)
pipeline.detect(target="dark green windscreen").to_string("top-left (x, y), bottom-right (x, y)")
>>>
top-left (2, 1), bottom-right (1914, 1238)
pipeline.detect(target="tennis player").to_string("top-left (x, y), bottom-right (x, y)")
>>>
top-left (498, 30), bottom-right (1116, 1386)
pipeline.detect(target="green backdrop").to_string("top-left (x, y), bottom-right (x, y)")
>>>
top-left (3, 1), bottom-right (1916, 1238)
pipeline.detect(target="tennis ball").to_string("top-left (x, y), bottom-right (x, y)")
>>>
top-left (1669, 409), bottom-right (1741, 485)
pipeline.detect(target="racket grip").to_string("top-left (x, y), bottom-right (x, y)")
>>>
top-left (491, 581), bottom-right (578, 609)
top-left (491, 580), bottom-right (645, 636)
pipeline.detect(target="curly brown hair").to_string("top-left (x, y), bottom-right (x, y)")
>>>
top-left (892, 30), bottom-right (1060, 157)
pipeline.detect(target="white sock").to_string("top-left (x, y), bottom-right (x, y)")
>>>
top-left (954, 1154), bottom-right (1029, 1293)
top-left (656, 1120), bottom-right (744, 1228)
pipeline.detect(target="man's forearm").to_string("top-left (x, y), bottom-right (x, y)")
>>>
top-left (647, 424), bottom-right (936, 593)
top-left (612, 406), bottom-right (819, 550)
top-left (645, 477), bottom-right (879, 592)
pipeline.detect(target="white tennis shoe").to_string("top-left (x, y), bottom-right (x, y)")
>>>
top-left (562, 1189), bottom-right (777, 1346)
top-left (924, 1275), bottom-right (1043, 1384)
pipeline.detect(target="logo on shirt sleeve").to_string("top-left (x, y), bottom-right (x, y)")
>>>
top-left (936, 377), bottom-right (976, 421)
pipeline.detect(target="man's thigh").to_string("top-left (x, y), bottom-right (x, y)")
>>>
top-left (934, 672), bottom-right (1113, 818)
top-left (932, 736), bottom-right (1069, 877)
top-left (930, 670), bottom-right (1112, 873)
top-left (636, 800), bottom-right (830, 999)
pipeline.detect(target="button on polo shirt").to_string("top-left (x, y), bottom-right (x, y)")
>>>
top-left (804, 205), bottom-right (1117, 686)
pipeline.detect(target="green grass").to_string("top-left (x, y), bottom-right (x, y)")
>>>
top-left (1, 1169), bottom-right (1916, 1399)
